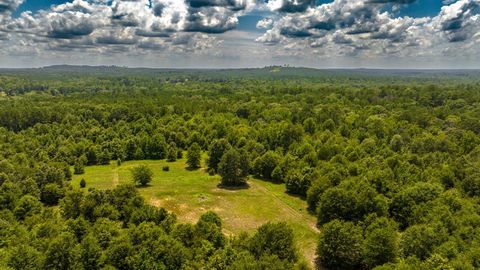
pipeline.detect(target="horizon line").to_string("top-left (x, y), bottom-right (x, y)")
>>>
top-left (1, 65), bottom-right (480, 71)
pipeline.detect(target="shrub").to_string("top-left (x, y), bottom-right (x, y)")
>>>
top-left (74, 161), bottom-right (85, 175)
top-left (162, 166), bottom-right (170, 172)
top-left (131, 165), bottom-right (153, 186)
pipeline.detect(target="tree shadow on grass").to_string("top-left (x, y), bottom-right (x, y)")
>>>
top-left (254, 176), bottom-right (284, 185)
top-left (185, 166), bottom-right (201, 171)
top-left (216, 183), bottom-right (250, 190)
top-left (136, 184), bottom-right (152, 189)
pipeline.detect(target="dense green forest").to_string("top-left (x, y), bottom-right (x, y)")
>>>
top-left (0, 67), bottom-right (480, 269)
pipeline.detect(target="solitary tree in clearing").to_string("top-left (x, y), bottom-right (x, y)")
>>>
top-left (187, 143), bottom-right (201, 169)
top-left (131, 165), bottom-right (153, 186)
top-left (80, 178), bottom-right (86, 188)
top-left (218, 148), bottom-right (249, 187)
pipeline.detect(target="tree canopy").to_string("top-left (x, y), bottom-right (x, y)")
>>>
top-left (0, 69), bottom-right (480, 269)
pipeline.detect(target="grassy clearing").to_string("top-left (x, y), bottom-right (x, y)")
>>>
top-left (71, 158), bottom-right (319, 266)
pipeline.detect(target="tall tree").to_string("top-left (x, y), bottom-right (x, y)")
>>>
top-left (186, 143), bottom-right (201, 169)
top-left (218, 148), bottom-right (249, 187)
top-left (207, 139), bottom-right (231, 173)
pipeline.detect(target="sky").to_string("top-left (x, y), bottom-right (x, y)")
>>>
top-left (0, 0), bottom-right (479, 68)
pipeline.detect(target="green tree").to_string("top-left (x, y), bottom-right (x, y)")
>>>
top-left (390, 182), bottom-right (443, 228)
top-left (187, 143), bottom-right (201, 169)
top-left (130, 165), bottom-right (153, 186)
top-left (8, 244), bottom-right (43, 270)
top-left (249, 222), bottom-right (297, 263)
top-left (80, 178), bottom-right (86, 188)
top-left (390, 134), bottom-right (404, 152)
top-left (317, 219), bottom-right (364, 269)
top-left (97, 149), bottom-right (111, 165)
top-left (218, 148), bottom-right (249, 187)
top-left (0, 181), bottom-right (21, 210)
top-left (317, 187), bottom-right (357, 224)
top-left (60, 189), bottom-right (84, 219)
top-left (41, 183), bottom-right (65, 205)
top-left (207, 139), bottom-right (231, 172)
top-left (73, 160), bottom-right (85, 175)
top-left (14, 195), bottom-right (42, 220)
top-left (105, 236), bottom-right (133, 270)
top-left (195, 211), bottom-right (225, 248)
top-left (461, 171), bottom-right (480, 197)
top-left (303, 117), bottom-right (316, 134)
top-left (44, 233), bottom-right (81, 270)
top-left (306, 176), bottom-right (333, 212)
top-left (253, 151), bottom-right (280, 180)
top-left (80, 235), bottom-right (102, 270)
top-left (167, 144), bottom-right (177, 162)
top-left (400, 224), bottom-right (448, 260)
top-left (363, 217), bottom-right (399, 268)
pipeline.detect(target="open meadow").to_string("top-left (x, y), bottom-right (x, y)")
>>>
top-left (72, 158), bottom-right (319, 265)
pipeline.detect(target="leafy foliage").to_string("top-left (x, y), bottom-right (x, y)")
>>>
top-left (0, 69), bottom-right (480, 269)
top-left (130, 165), bottom-right (153, 186)
top-left (218, 148), bottom-right (249, 187)
top-left (187, 143), bottom-right (202, 169)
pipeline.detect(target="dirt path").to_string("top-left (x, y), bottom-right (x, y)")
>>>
top-left (249, 181), bottom-right (319, 268)
top-left (112, 170), bottom-right (119, 186)
top-left (251, 181), bottom-right (319, 232)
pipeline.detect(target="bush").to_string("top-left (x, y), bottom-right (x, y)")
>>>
top-left (80, 178), bottom-right (86, 188)
top-left (131, 165), bottom-right (153, 186)
top-left (74, 161), bottom-right (85, 175)
top-left (167, 145), bottom-right (177, 162)
top-left (162, 166), bottom-right (170, 172)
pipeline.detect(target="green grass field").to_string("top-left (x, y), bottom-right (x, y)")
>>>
top-left (71, 158), bottom-right (319, 266)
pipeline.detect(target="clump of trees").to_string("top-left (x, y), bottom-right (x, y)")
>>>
top-left (0, 182), bottom-right (301, 269)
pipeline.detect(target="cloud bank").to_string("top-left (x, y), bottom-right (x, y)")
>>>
top-left (0, 0), bottom-right (479, 68)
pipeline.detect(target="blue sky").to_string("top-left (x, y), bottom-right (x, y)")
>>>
top-left (1, 0), bottom-right (479, 68)
top-left (14, 0), bottom-right (72, 16)
top-left (393, 0), bottom-right (445, 18)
